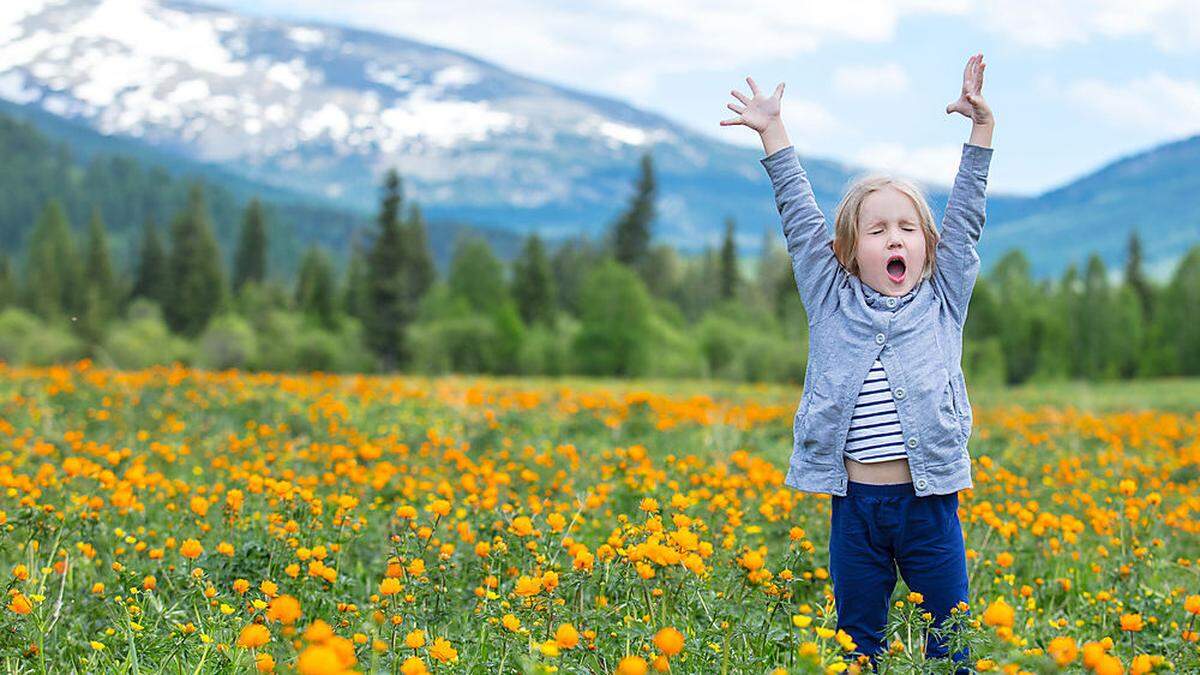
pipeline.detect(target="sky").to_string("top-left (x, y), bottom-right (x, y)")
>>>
top-left (205, 0), bottom-right (1200, 196)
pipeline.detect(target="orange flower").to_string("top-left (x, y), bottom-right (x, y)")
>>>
top-left (982, 598), bottom-right (1013, 628)
top-left (399, 656), bottom-right (429, 675)
top-left (654, 627), bottom-right (684, 656)
top-left (514, 575), bottom-right (542, 597)
top-left (617, 655), bottom-right (648, 675)
top-left (296, 645), bottom-right (341, 675)
top-left (380, 578), bottom-right (401, 595)
top-left (428, 637), bottom-right (458, 663)
top-left (179, 538), bottom-right (203, 559)
top-left (1120, 613), bottom-right (1144, 632)
top-left (8, 592), bottom-right (32, 615)
top-left (1185, 594), bottom-right (1200, 615)
top-left (266, 595), bottom-right (302, 625)
top-left (554, 623), bottom-right (579, 649)
top-left (404, 629), bottom-right (425, 649)
top-left (236, 623), bottom-right (270, 649)
top-left (1047, 636), bottom-right (1077, 666)
top-left (254, 652), bottom-right (275, 672)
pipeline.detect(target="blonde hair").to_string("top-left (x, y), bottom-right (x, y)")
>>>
top-left (831, 174), bottom-right (939, 280)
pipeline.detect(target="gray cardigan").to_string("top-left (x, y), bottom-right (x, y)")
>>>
top-left (760, 142), bottom-right (994, 496)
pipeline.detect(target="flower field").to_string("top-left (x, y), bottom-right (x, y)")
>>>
top-left (1, 360), bottom-right (1199, 674)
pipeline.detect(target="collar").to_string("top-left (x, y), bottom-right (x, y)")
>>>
top-left (858, 275), bottom-right (922, 312)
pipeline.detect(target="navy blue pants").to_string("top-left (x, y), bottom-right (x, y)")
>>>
top-left (830, 480), bottom-right (971, 673)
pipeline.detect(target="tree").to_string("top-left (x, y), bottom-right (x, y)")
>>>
top-left (78, 208), bottom-right (117, 343)
top-left (295, 246), bottom-right (338, 330)
top-left (1078, 254), bottom-right (1114, 379)
top-left (550, 235), bottom-right (606, 317)
top-left (364, 169), bottom-right (411, 369)
top-left (1159, 246), bottom-right (1200, 375)
top-left (23, 199), bottom-right (81, 321)
top-left (719, 216), bottom-right (740, 301)
top-left (164, 183), bottom-right (226, 338)
top-left (448, 234), bottom-right (507, 312)
top-left (611, 152), bottom-right (656, 274)
top-left (342, 236), bottom-right (370, 321)
top-left (0, 255), bottom-right (14, 310)
top-left (234, 198), bottom-right (268, 290)
top-left (131, 215), bottom-right (168, 307)
top-left (404, 203), bottom-right (436, 309)
top-left (573, 258), bottom-right (654, 376)
top-left (511, 232), bottom-right (555, 326)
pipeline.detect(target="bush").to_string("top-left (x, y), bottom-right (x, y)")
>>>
top-left (196, 313), bottom-right (258, 371)
top-left (409, 315), bottom-right (498, 374)
top-left (101, 312), bottom-right (193, 369)
top-left (517, 316), bottom-right (578, 376)
top-left (0, 308), bottom-right (86, 366)
top-left (643, 314), bottom-right (706, 379)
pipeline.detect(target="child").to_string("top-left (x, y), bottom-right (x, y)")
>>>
top-left (720, 53), bottom-right (994, 673)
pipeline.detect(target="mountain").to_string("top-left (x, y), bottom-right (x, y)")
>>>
top-left (0, 0), bottom-right (1196, 281)
top-left (0, 0), bottom-right (981, 256)
top-left (977, 133), bottom-right (1200, 280)
top-left (0, 104), bottom-right (528, 280)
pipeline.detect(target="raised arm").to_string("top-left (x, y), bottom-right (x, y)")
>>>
top-left (721, 77), bottom-right (841, 323)
top-left (934, 53), bottom-right (995, 326)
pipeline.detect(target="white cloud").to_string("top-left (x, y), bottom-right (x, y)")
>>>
top-left (833, 63), bottom-right (910, 95)
top-left (978, 0), bottom-right (1200, 52)
top-left (209, 0), bottom-right (965, 106)
top-left (1064, 72), bottom-right (1200, 136)
top-left (850, 142), bottom-right (966, 186)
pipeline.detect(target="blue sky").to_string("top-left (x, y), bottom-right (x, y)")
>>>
top-left (207, 0), bottom-right (1199, 196)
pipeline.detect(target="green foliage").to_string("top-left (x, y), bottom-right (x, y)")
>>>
top-left (294, 246), bottom-right (338, 330)
top-left (610, 152), bottom-right (656, 275)
top-left (512, 232), bottom-right (556, 326)
top-left (101, 299), bottom-right (193, 369)
top-left (448, 234), bottom-right (507, 311)
top-left (22, 199), bottom-right (81, 320)
top-left (573, 259), bottom-right (654, 377)
top-left (0, 308), bottom-right (85, 365)
top-left (233, 197), bottom-right (268, 290)
top-left (164, 184), bottom-right (227, 338)
top-left (196, 313), bottom-right (258, 371)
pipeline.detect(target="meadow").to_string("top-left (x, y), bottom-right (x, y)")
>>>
top-left (1, 360), bottom-right (1198, 674)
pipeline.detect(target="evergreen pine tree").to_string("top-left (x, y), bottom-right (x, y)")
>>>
top-left (719, 216), bottom-right (740, 301)
top-left (404, 203), bottom-right (436, 307)
top-left (0, 255), bottom-right (14, 310)
top-left (164, 183), bottom-right (226, 338)
top-left (448, 234), bottom-right (506, 312)
top-left (1079, 254), bottom-right (1114, 379)
top-left (342, 236), bottom-right (370, 321)
top-left (295, 245), bottom-right (338, 330)
top-left (23, 199), bottom-right (80, 321)
top-left (512, 232), bottom-right (555, 326)
top-left (78, 208), bottom-right (116, 343)
top-left (364, 169), bottom-right (410, 369)
top-left (234, 198), bottom-right (268, 290)
top-left (132, 215), bottom-right (168, 306)
top-left (611, 152), bottom-right (656, 274)
top-left (1161, 246), bottom-right (1200, 375)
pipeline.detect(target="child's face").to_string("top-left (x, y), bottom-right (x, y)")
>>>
top-left (854, 186), bottom-right (927, 297)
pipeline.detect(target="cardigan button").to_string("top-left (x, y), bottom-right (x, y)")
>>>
top-left (916, 479), bottom-right (927, 489)
top-left (907, 437), bottom-right (918, 448)
top-left (894, 387), bottom-right (905, 399)
top-left (886, 297), bottom-right (897, 308)
top-left (875, 333), bottom-right (885, 345)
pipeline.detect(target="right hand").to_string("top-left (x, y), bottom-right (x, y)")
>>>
top-left (720, 76), bottom-right (785, 134)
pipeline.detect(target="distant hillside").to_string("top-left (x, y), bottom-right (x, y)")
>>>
top-left (978, 133), bottom-right (1200, 281)
top-left (0, 105), bottom-right (528, 280)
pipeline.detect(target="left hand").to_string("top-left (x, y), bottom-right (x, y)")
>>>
top-left (946, 53), bottom-right (993, 126)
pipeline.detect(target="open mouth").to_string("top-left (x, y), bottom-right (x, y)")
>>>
top-left (885, 254), bottom-right (907, 284)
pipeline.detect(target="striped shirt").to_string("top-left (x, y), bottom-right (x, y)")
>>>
top-left (844, 358), bottom-right (908, 464)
